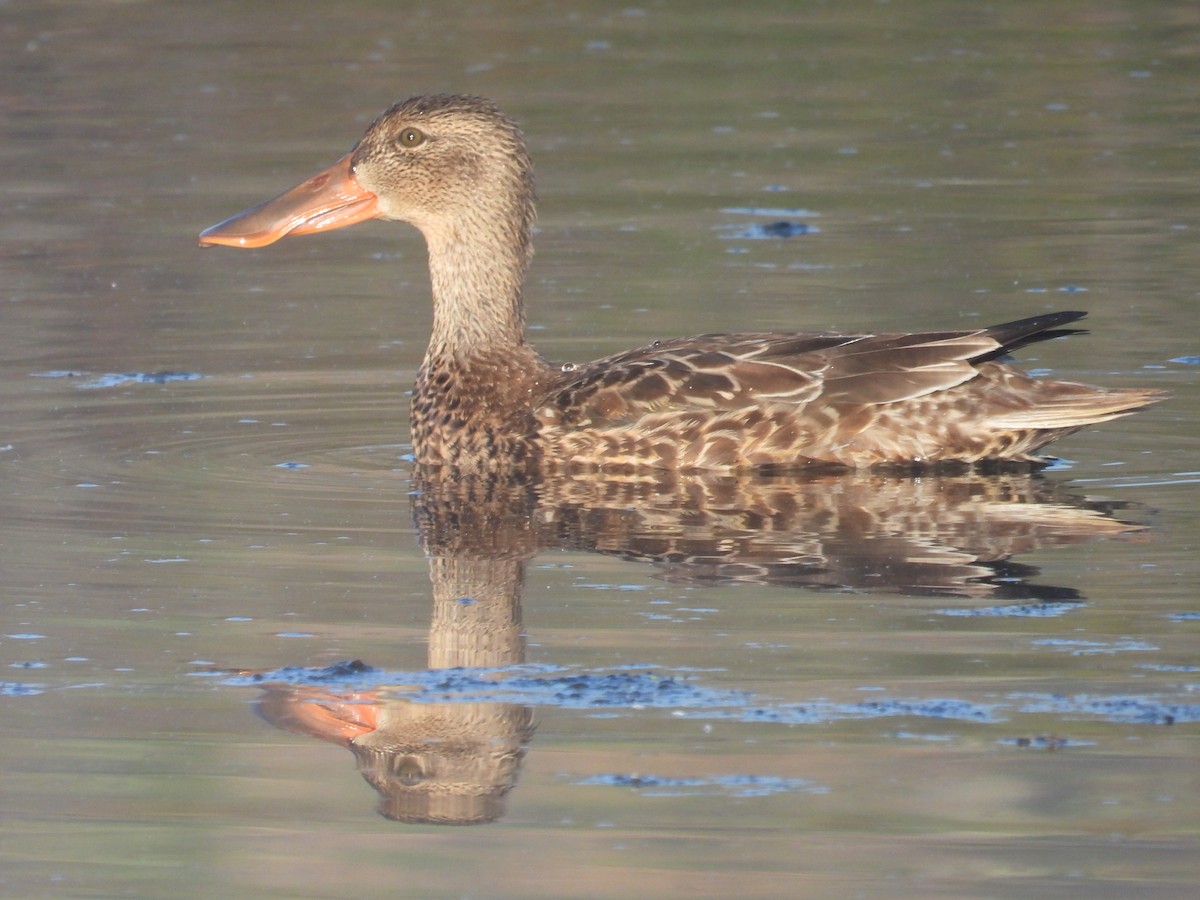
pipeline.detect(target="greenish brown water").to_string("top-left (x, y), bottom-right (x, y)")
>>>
top-left (2, 2), bottom-right (1197, 898)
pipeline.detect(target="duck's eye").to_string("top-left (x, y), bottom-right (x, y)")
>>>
top-left (396, 127), bottom-right (426, 148)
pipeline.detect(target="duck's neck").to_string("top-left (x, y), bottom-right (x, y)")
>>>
top-left (409, 211), bottom-right (550, 468)
top-left (422, 210), bottom-right (533, 362)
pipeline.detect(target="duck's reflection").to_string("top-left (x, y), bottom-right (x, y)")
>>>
top-left (245, 469), bottom-right (1146, 823)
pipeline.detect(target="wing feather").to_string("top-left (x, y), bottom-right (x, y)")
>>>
top-left (536, 314), bottom-right (1106, 432)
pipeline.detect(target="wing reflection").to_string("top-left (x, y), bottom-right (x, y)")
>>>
top-left (417, 469), bottom-right (1145, 598)
top-left (242, 469), bottom-right (1147, 823)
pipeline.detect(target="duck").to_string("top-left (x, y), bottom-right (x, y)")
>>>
top-left (199, 94), bottom-right (1163, 474)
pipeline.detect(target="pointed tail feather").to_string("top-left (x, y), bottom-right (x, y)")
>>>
top-left (982, 311), bottom-right (1089, 360)
top-left (993, 386), bottom-right (1165, 429)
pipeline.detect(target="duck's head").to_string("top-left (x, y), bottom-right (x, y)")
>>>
top-left (199, 94), bottom-right (535, 251)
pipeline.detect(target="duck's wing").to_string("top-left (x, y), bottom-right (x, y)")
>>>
top-left (538, 312), bottom-right (1091, 429)
top-left (538, 326), bottom-right (1018, 429)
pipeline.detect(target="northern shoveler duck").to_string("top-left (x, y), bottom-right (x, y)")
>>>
top-left (200, 94), bottom-right (1163, 473)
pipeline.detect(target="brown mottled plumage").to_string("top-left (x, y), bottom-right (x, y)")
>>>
top-left (200, 94), bottom-right (1163, 473)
